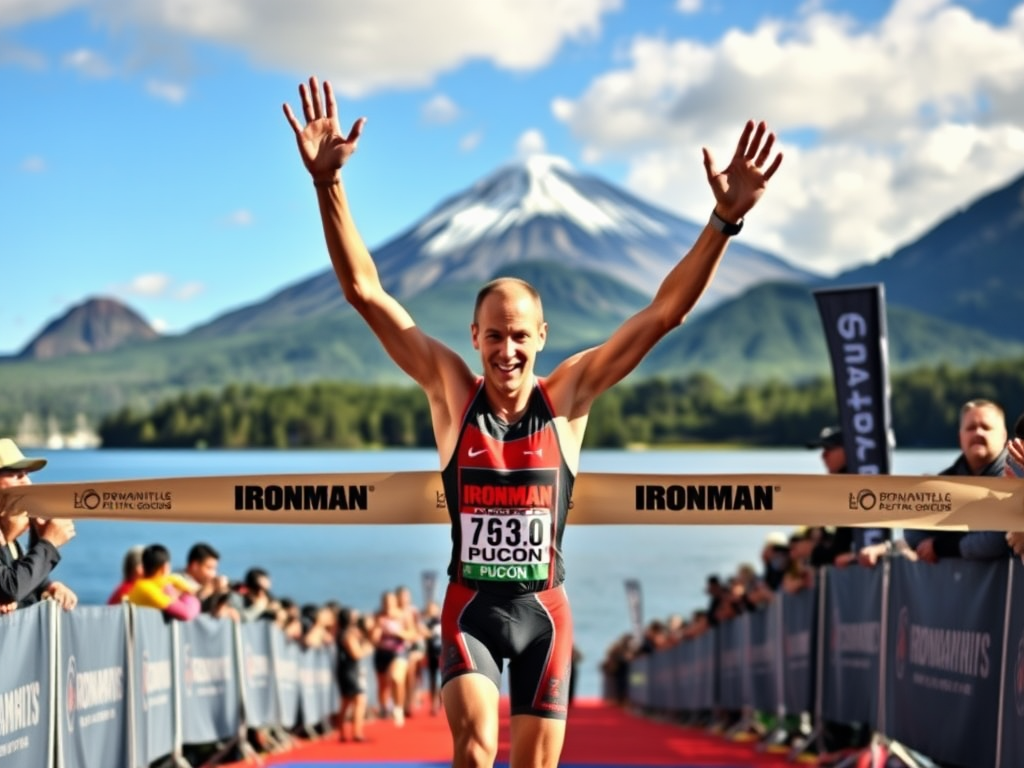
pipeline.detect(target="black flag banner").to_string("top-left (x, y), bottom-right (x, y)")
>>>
top-left (624, 578), bottom-right (644, 640)
top-left (814, 284), bottom-right (893, 547)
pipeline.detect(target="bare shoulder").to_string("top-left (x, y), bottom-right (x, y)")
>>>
top-left (542, 348), bottom-right (598, 419)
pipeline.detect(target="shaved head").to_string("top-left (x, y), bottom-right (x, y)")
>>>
top-left (473, 277), bottom-right (543, 325)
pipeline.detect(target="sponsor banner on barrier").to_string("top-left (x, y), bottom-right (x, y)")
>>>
top-left (10, 471), bottom-right (1024, 531)
top-left (271, 632), bottom-right (302, 729)
top-left (240, 622), bottom-right (276, 729)
top-left (59, 605), bottom-right (129, 768)
top-left (131, 607), bottom-right (175, 764)
top-left (628, 654), bottom-right (650, 709)
top-left (179, 615), bottom-right (238, 745)
top-left (717, 616), bottom-right (749, 711)
top-left (781, 586), bottom-right (816, 715)
top-left (886, 558), bottom-right (1007, 768)
top-left (1001, 559), bottom-right (1024, 768)
top-left (0, 603), bottom-right (53, 768)
top-left (747, 601), bottom-right (780, 713)
top-left (823, 566), bottom-right (882, 725)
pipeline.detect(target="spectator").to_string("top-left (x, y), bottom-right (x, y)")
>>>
top-left (126, 544), bottom-right (201, 621)
top-left (781, 527), bottom-right (815, 594)
top-left (178, 542), bottom-right (221, 608)
top-left (805, 425), bottom-right (890, 566)
top-left (107, 544), bottom-right (145, 604)
top-left (422, 600), bottom-right (443, 715)
top-left (230, 567), bottom-right (274, 622)
top-left (904, 399), bottom-right (1012, 561)
top-left (760, 531), bottom-right (790, 591)
top-left (0, 438), bottom-right (77, 613)
top-left (335, 605), bottom-right (374, 742)
top-left (1004, 411), bottom-right (1024, 562)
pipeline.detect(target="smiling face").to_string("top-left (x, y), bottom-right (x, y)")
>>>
top-left (959, 401), bottom-right (1007, 474)
top-left (471, 279), bottom-right (547, 401)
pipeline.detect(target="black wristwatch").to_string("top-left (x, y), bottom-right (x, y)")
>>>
top-left (709, 209), bottom-right (743, 236)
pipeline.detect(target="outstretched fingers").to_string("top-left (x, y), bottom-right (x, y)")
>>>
top-left (743, 121), bottom-right (767, 161)
top-left (308, 75), bottom-right (324, 120)
top-left (732, 120), bottom-right (755, 161)
top-left (762, 149), bottom-right (783, 181)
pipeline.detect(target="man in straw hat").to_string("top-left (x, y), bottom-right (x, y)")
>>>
top-left (0, 438), bottom-right (77, 613)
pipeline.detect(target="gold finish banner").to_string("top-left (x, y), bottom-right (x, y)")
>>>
top-left (4, 472), bottom-right (1023, 531)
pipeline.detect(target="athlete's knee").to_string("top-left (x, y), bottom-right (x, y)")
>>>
top-left (452, 729), bottom-right (499, 768)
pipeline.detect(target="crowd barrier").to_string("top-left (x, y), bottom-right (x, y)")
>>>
top-left (0, 604), bottom-right (339, 768)
top-left (624, 557), bottom-right (1024, 768)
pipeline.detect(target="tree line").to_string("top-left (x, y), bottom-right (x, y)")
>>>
top-left (96, 355), bottom-right (1024, 450)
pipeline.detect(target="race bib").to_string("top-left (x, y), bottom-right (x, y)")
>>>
top-left (460, 509), bottom-right (552, 581)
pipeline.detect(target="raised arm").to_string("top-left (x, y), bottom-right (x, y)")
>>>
top-left (282, 77), bottom-right (469, 399)
top-left (549, 120), bottom-right (783, 420)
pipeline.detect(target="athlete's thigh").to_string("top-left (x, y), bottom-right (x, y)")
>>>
top-left (507, 588), bottom-right (573, 717)
top-left (509, 713), bottom-right (566, 768)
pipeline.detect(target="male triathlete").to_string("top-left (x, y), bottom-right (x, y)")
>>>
top-left (283, 76), bottom-right (782, 768)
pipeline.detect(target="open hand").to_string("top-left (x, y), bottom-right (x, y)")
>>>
top-left (703, 120), bottom-right (783, 223)
top-left (283, 76), bottom-right (365, 183)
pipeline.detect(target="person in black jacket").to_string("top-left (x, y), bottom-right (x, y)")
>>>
top-left (0, 438), bottom-right (77, 612)
top-left (903, 399), bottom-right (1012, 561)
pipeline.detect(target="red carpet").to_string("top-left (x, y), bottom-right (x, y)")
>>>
top-left (224, 699), bottom-right (812, 767)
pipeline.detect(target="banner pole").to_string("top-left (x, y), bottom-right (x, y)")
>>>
top-left (994, 560), bottom-right (1014, 768)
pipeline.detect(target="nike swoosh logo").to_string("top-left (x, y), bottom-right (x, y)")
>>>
top-left (468, 447), bottom-right (488, 458)
top-left (524, 449), bottom-right (543, 457)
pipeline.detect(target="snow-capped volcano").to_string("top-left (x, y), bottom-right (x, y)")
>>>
top-left (373, 154), bottom-right (813, 301)
top-left (193, 155), bottom-right (816, 337)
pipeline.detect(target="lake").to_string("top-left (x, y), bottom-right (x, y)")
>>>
top-left (26, 446), bottom-right (955, 698)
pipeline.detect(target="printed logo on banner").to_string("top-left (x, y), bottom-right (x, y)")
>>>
top-left (234, 484), bottom-right (370, 511)
top-left (848, 489), bottom-right (877, 511)
top-left (1015, 634), bottom-right (1024, 718)
top-left (65, 655), bottom-right (77, 733)
top-left (73, 488), bottom-right (173, 511)
top-left (895, 606), bottom-right (910, 681)
top-left (140, 650), bottom-right (172, 712)
top-left (141, 650), bottom-right (149, 706)
top-left (244, 643), bottom-right (269, 688)
top-left (182, 644), bottom-right (193, 698)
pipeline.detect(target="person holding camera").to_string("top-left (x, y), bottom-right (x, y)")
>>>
top-left (0, 438), bottom-right (77, 614)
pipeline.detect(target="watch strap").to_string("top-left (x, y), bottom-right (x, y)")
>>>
top-left (709, 209), bottom-right (743, 236)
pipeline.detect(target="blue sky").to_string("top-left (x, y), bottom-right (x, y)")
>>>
top-left (3, 0), bottom-right (1023, 355)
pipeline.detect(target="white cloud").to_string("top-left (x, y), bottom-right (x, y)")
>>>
top-left (63, 48), bottom-right (113, 78)
top-left (145, 78), bottom-right (186, 103)
top-left (553, 0), bottom-right (1024, 273)
top-left (85, 0), bottom-right (623, 96)
top-left (150, 317), bottom-right (168, 333)
top-left (675, 0), bottom-right (702, 13)
top-left (516, 129), bottom-right (547, 158)
top-left (224, 209), bottom-right (253, 227)
top-left (459, 131), bottom-right (483, 152)
top-left (422, 93), bottom-right (460, 124)
top-left (113, 273), bottom-right (204, 302)
top-left (174, 281), bottom-right (204, 300)
top-left (19, 156), bottom-right (46, 173)
top-left (121, 273), bottom-right (172, 297)
top-left (0, 0), bottom-right (83, 28)
top-left (0, 42), bottom-right (46, 69)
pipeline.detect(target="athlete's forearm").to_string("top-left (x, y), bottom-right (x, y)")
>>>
top-left (315, 177), bottom-right (386, 309)
top-left (649, 222), bottom-right (731, 327)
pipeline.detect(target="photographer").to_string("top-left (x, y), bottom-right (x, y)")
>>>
top-left (0, 438), bottom-right (77, 613)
